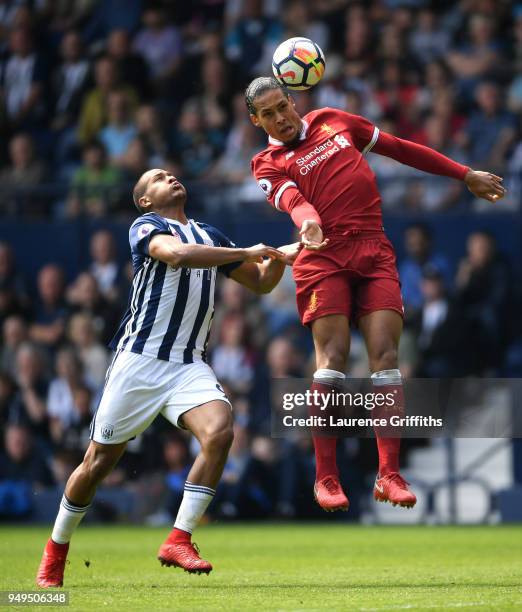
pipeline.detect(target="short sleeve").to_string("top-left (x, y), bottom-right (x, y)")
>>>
top-left (129, 213), bottom-right (171, 257)
top-left (251, 155), bottom-right (298, 211)
top-left (197, 223), bottom-right (242, 277)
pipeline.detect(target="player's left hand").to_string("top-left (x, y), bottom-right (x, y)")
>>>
top-left (300, 220), bottom-right (329, 250)
top-left (464, 170), bottom-right (506, 202)
top-left (277, 242), bottom-right (302, 265)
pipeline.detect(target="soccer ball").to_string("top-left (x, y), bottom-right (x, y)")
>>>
top-left (272, 37), bottom-right (326, 91)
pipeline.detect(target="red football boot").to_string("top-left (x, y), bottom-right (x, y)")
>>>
top-left (313, 475), bottom-right (349, 512)
top-left (374, 472), bottom-right (417, 508)
top-left (36, 539), bottom-right (69, 588)
top-left (158, 532), bottom-right (212, 575)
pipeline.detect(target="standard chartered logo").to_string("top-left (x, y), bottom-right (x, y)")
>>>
top-left (295, 135), bottom-right (351, 175)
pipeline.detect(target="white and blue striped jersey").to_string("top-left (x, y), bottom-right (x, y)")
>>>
top-left (109, 212), bottom-right (241, 364)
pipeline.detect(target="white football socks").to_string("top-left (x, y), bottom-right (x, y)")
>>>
top-left (51, 495), bottom-right (91, 544)
top-left (174, 482), bottom-right (215, 534)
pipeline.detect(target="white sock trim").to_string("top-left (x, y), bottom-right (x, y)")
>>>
top-left (314, 369), bottom-right (345, 381)
top-left (51, 495), bottom-right (90, 544)
top-left (371, 368), bottom-right (402, 386)
top-left (173, 482), bottom-right (216, 534)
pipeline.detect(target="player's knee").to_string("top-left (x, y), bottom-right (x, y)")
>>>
top-left (369, 347), bottom-right (398, 372)
top-left (201, 418), bottom-right (234, 455)
top-left (82, 447), bottom-right (117, 483)
top-left (317, 344), bottom-right (347, 372)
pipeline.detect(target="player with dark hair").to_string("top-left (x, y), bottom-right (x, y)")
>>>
top-left (246, 76), bottom-right (505, 512)
top-left (36, 168), bottom-right (300, 586)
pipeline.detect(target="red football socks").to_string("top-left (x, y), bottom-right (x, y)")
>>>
top-left (310, 380), bottom-right (339, 480)
top-left (373, 382), bottom-right (404, 476)
top-left (167, 528), bottom-right (191, 544)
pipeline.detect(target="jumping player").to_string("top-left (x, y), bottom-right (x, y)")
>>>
top-left (246, 77), bottom-right (505, 512)
top-left (36, 169), bottom-right (300, 587)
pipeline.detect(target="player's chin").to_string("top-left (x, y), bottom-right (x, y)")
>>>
top-left (279, 126), bottom-right (297, 143)
top-left (171, 185), bottom-right (186, 202)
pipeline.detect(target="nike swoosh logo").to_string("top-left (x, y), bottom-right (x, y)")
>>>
top-left (375, 482), bottom-right (384, 494)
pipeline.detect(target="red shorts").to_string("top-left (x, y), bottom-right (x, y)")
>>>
top-left (293, 231), bottom-right (404, 326)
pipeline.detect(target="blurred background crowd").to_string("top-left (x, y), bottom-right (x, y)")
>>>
top-left (1, 0), bottom-right (521, 524)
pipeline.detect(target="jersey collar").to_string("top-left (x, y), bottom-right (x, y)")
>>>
top-left (268, 119), bottom-right (309, 147)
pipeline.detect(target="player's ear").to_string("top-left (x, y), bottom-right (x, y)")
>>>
top-left (288, 94), bottom-right (296, 107)
top-left (139, 195), bottom-right (152, 211)
top-left (249, 113), bottom-right (261, 128)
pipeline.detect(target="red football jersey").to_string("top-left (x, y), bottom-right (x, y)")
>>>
top-left (251, 107), bottom-right (384, 235)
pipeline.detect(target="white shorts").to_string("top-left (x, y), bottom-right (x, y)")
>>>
top-left (90, 350), bottom-right (231, 445)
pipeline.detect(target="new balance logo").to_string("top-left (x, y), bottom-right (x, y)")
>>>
top-left (285, 151), bottom-right (295, 159)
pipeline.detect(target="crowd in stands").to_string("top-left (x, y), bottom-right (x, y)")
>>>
top-left (1, 0), bottom-right (521, 522)
top-left (0, 0), bottom-right (520, 215)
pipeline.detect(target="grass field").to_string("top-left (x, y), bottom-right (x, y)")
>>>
top-left (0, 524), bottom-right (521, 611)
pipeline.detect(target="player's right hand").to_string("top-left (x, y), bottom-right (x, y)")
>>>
top-left (300, 220), bottom-right (329, 250)
top-left (243, 244), bottom-right (285, 263)
top-left (464, 170), bottom-right (506, 202)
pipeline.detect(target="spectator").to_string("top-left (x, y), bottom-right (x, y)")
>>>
top-left (446, 13), bottom-right (502, 94)
top-left (67, 312), bottom-right (110, 388)
top-left (0, 424), bottom-right (54, 519)
top-left (66, 140), bottom-right (122, 217)
top-left (409, 7), bottom-right (450, 65)
top-left (249, 336), bottom-right (304, 434)
top-left (398, 224), bottom-right (452, 314)
top-left (0, 241), bottom-right (27, 300)
top-left (171, 100), bottom-right (224, 179)
top-left (0, 370), bottom-right (16, 437)
top-left (135, 104), bottom-right (169, 167)
top-left (0, 133), bottom-right (45, 216)
top-left (211, 313), bottom-right (255, 395)
top-left (205, 94), bottom-right (262, 186)
top-left (281, 0), bottom-right (329, 52)
top-left (0, 1), bottom-right (23, 52)
top-left (455, 231), bottom-right (511, 372)
top-left (29, 264), bottom-right (68, 350)
top-left (51, 383), bottom-right (93, 451)
top-left (0, 27), bottom-right (46, 130)
top-left (98, 90), bottom-right (137, 164)
top-left (66, 272), bottom-right (120, 345)
top-left (133, 7), bottom-right (182, 89)
top-left (197, 55), bottom-right (230, 133)
top-left (374, 60), bottom-right (422, 139)
top-left (414, 266), bottom-right (470, 377)
top-left (461, 82), bottom-right (517, 172)
top-left (77, 56), bottom-right (138, 145)
top-left (212, 277), bottom-right (267, 351)
top-left (225, 0), bottom-right (283, 83)
top-left (106, 28), bottom-right (149, 100)
top-left (12, 343), bottom-right (49, 438)
top-left (403, 114), bottom-right (468, 212)
top-left (1, 315), bottom-right (28, 377)
top-left (89, 229), bottom-right (120, 302)
top-left (37, 0), bottom-right (97, 35)
top-left (47, 347), bottom-right (90, 444)
top-left (119, 135), bottom-right (149, 186)
top-left (82, 0), bottom-right (143, 44)
top-left (50, 30), bottom-right (91, 134)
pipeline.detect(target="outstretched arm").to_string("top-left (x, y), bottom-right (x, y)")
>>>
top-left (372, 132), bottom-right (506, 202)
top-left (149, 234), bottom-right (284, 268)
